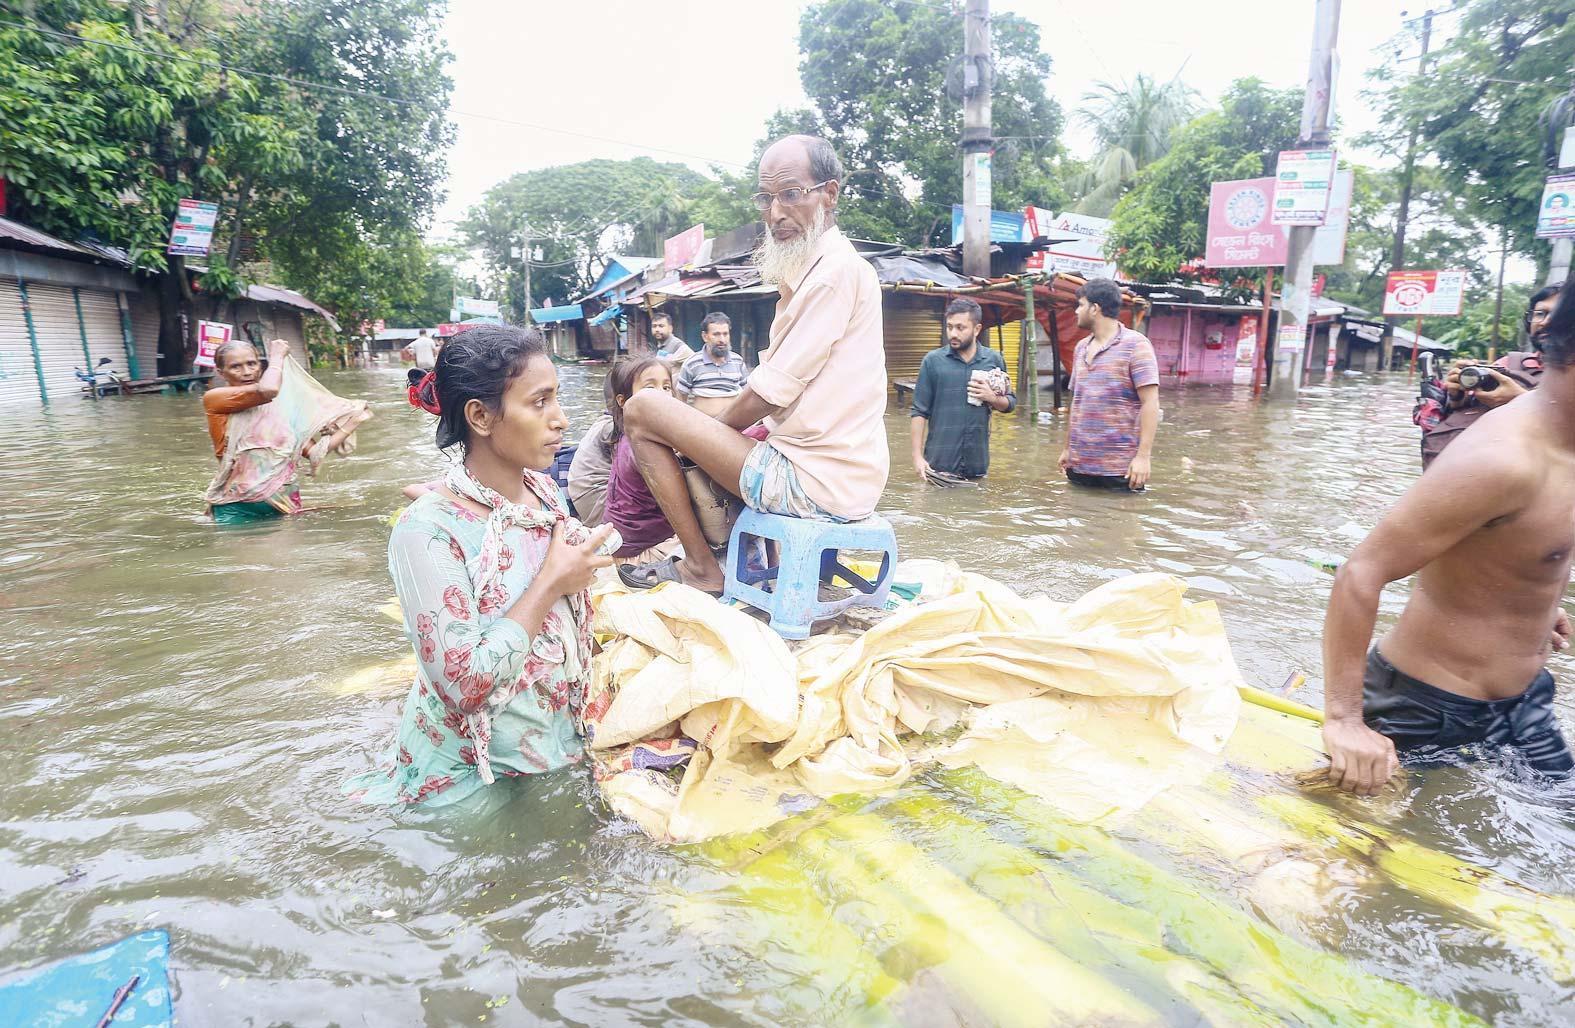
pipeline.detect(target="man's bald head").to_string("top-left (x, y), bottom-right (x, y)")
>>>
top-left (760, 135), bottom-right (844, 188)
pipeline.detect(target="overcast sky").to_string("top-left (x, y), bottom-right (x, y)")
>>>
top-left (434, 0), bottom-right (1458, 250)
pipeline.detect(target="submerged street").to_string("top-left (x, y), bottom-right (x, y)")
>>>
top-left (5, 367), bottom-right (1575, 1025)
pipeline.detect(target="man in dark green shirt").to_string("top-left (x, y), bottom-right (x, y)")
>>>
top-left (910, 297), bottom-right (1015, 480)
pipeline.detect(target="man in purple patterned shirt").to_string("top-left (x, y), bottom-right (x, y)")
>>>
top-left (1058, 278), bottom-right (1160, 492)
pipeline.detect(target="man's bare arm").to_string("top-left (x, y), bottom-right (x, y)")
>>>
top-left (716, 384), bottom-right (781, 432)
top-left (1322, 431), bottom-right (1537, 792)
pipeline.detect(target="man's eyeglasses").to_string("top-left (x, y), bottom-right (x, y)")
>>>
top-left (750, 181), bottom-right (832, 212)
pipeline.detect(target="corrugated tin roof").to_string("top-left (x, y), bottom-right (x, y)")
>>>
top-left (0, 216), bottom-right (95, 258)
top-left (246, 282), bottom-right (342, 332)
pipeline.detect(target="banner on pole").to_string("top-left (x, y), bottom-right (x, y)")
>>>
top-left (1536, 173), bottom-right (1575, 239)
top-left (455, 297), bottom-right (500, 318)
top-left (1205, 172), bottom-right (1352, 269)
top-left (167, 199), bottom-right (219, 257)
top-left (1271, 149), bottom-right (1336, 226)
top-left (193, 320), bottom-right (233, 369)
top-left (1382, 270), bottom-right (1467, 317)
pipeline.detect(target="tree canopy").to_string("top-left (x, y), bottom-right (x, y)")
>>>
top-left (791, 0), bottom-right (1068, 245)
top-left (458, 158), bottom-right (754, 318)
top-left (1364, 0), bottom-right (1575, 268)
top-left (1072, 74), bottom-right (1199, 217)
top-left (1106, 79), bottom-right (1303, 286)
top-left (0, 0), bottom-right (453, 368)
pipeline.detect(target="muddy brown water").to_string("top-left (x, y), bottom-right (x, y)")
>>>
top-left (3, 364), bottom-right (1574, 1025)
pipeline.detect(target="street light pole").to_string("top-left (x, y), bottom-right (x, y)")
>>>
top-left (1268, 0), bottom-right (1341, 400)
top-left (961, 0), bottom-right (992, 279)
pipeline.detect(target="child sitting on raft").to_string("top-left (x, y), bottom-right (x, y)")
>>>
top-left (345, 325), bottom-right (614, 807)
top-left (604, 357), bottom-right (682, 563)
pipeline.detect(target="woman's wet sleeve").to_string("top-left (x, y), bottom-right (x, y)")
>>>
top-left (387, 520), bottom-right (532, 714)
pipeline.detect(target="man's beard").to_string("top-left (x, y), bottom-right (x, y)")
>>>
top-left (752, 207), bottom-right (829, 286)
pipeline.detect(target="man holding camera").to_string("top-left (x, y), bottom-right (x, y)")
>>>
top-left (1419, 285), bottom-right (1561, 467)
top-left (1322, 279), bottom-right (1575, 794)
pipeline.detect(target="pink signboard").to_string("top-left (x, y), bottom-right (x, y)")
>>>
top-left (663, 224), bottom-right (705, 270)
top-left (1205, 178), bottom-right (1287, 268)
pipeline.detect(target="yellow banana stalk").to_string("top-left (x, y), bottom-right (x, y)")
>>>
top-left (883, 794), bottom-right (1282, 1026)
top-left (935, 769), bottom-right (1486, 1027)
top-left (1261, 791), bottom-right (1575, 983)
top-left (807, 813), bottom-right (1161, 1026)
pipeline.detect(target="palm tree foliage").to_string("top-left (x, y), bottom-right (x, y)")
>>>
top-left (1073, 74), bottom-right (1198, 216)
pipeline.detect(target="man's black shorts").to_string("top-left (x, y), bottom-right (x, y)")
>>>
top-left (1363, 647), bottom-right (1574, 774)
top-left (1066, 469), bottom-right (1144, 492)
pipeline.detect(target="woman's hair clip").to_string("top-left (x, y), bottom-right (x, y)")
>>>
top-left (407, 370), bottom-right (441, 415)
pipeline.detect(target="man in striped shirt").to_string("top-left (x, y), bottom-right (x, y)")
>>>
top-left (676, 312), bottom-right (748, 418)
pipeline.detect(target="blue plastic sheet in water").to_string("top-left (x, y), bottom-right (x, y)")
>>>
top-left (0, 930), bottom-right (171, 1027)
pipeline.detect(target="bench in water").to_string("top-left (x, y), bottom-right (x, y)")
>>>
top-left (99, 373), bottom-right (213, 396)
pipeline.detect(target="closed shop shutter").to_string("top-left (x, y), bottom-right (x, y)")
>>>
top-left (76, 288), bottom-right (134, 379)
top-left (0, 278), bottom-right (41, 406)
top-left (883, 298), bottom-right (944, 395)
top-left (27, 281), bottom-right (91, 402)
top-left (130, 290), bottom-right (162, 377)
top-left (27, 280), bottom-right (90, 401)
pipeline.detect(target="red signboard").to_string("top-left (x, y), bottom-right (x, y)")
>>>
top-left (1204, 178), bottom-right (1288, 269)
top-left (663, 224), bottom-right (705, 270)
top-left (1382, 270), bottom-right (1467, 317)
top-left (1311, 274), bottom-right (1326, 298)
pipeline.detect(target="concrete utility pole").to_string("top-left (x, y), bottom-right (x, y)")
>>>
top-left (1384, 8), bottom-right (1434, 363)
top-left (1268, 0), bottom-right (1341, 400)
top-left (521, 226), bottom-right (534, 325)
top-left (961, 0), bottom-right (993, 279)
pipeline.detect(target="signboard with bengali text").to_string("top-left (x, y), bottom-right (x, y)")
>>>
top-left (167, 199), bottom-right (219, 257)
top-left (1023, 207), bottom-right (1118, 277)
top-left (1205, 171), bottom-right (1352, 269)
top-left (1271, 149), bottom-right (1336, 226)
top-left (193, 320), bottom-right (233, 369)
top-left (1382, 270), bottom-right (1467, 317)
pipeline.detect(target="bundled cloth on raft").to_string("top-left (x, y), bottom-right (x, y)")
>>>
top-left (203, 357), bottom-right (369, 512)
top-left (582, 564), bottom-right (1245, 842)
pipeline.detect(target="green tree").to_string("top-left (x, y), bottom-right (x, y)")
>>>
top-left (1072, 74), bottom-right (1199, 217)
top-left (0, 0), bottom-right (453, 371)
top-left (791, 0), bottom-right (1067, 245)
top-left (1436, 282), bottom-right (1535, 357)
top-left (1106, 79), bottom-right (1303, 287)
top-left (459, 158), bottom-right (722, 318)
top-left (1364, 0), bottom-right (1575, 268)
top-left (1321, 165), bottom-right (1488, 314)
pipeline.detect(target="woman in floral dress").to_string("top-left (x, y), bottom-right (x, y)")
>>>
top-left (345, 326), bottom-right (614, 807)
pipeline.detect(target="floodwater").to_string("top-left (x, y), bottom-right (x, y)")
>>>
top-left (4, 364), bottom-right (1575, 1026)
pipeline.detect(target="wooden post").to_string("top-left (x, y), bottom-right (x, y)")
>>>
top-left (1252, 269), bottom-right (1273, 396)
top-left (116, 291), bottom-right (141, 379)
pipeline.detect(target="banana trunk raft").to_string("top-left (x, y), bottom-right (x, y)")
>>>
top-left (342, 563), bottom-right (1573, 1025)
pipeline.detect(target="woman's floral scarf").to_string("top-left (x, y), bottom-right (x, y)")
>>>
top-left (443, 462), bottom-right (596, 783)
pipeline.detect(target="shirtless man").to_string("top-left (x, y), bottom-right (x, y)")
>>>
top-left (1322, 278), bottom-right (1575, 793)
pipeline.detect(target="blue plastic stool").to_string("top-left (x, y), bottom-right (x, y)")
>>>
top-left (722, 508), bottom-right (898, 640)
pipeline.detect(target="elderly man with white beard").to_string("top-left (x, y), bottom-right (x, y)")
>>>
top-left (619, 135), bottom-right (889, 594)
